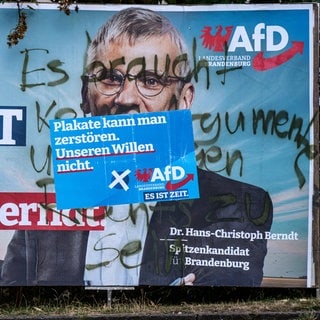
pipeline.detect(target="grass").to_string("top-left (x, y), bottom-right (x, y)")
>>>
top-left (0, 286), bottom-right (320, 318)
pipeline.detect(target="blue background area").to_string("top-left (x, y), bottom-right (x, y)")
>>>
top-left (0, 106), bottom-right (26, 146)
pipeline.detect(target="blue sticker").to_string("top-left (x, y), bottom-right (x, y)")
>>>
top-left (50, 110), bottom-right (199, 209)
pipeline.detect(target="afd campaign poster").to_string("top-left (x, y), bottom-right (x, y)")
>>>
top-left (0, 3), bottom-right (318, 288)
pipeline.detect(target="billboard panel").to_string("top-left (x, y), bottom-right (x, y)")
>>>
top-left (0, 3), bottom-right (318, 287)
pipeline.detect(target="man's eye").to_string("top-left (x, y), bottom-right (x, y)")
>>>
top-left (94, 69), bottom-right (108, 81)
top-left (95, 69), bottom-right (122, 84)
top-left (95, 69), bottom-right (116, 81)
top-left (141, 76), bottom-right (162, 87)
top-left (106, 74), bottom-right (122, 83)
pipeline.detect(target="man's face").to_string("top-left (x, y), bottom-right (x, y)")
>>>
top-left (85, 35), bottom-right (194, 116)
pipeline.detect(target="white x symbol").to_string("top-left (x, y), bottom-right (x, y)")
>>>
top-left (109, 169), bottom-right (131, 191)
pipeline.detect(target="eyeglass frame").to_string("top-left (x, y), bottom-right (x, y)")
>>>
top-left (84, 63), bottom-right (190, 98)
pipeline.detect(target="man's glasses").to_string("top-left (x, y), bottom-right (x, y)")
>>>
top-left (87, 68), bottom-right (185, 98)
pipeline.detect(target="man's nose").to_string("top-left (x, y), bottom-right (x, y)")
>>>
top-left (114, 78), bottom-right (140, 107)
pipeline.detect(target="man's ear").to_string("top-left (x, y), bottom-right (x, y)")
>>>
top-left (80, 75), bottom-right (91, 114)
top-left (178, 83), bottom-right (195, 109)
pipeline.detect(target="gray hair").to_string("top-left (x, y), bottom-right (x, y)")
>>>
top-left (86, 7), bottom-right (191, 78)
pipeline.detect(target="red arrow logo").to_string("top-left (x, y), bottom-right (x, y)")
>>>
top-left (253, 41), bottom-right (304, 71)
top-left (165, 174), bottom-right (194, 191)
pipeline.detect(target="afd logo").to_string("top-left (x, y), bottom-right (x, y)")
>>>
top-left (201, 23), bottom-right (304, 71)
top-left (0, 107), bottom-right (26, 146)
top-left (135, 166), bottom-right (194, 191)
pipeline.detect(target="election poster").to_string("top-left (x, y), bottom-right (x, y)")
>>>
top-left (0, 3), bottom-right (318, 288)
